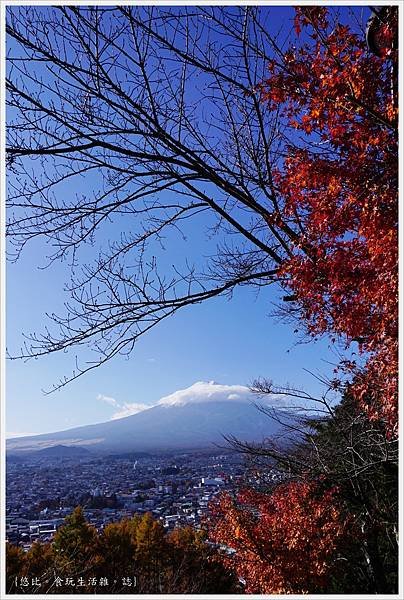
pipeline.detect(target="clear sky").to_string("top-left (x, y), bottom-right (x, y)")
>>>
top-left (5, 4), bottom-right (369, 436)
top-left (7, 233), bottom-right (346, 435)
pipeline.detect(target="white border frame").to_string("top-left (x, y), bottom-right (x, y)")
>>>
top-left (1, 1), bottom-right (402, 598)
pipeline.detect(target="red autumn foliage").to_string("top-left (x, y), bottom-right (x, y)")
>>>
top-left (210, 8), bottom-right (397, 594)
top-left (209, 481), bottom-right (353, 594)
top-left (262, 6), bottom-right (398, 434)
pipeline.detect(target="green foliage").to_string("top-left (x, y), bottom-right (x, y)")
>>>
top-left (52, 506), bottom-right (100, 582)
top-left (97, 519), bottom-right (136, 583)
top-left (167, 526), bottom-right (240, 594)
top-left (25, 542), bottom-right (54, 577)
top-left (5, 544), bottom-right (25, 590)
top-left (6, 509), bottom-right (240, 594)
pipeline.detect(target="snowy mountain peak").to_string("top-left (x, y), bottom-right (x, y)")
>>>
top-left (157, 381), bottom-right (254, 407)
top-left (7, 381), bottom-right (301, 454)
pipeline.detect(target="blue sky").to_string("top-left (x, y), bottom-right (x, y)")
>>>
top-left (7, 237), bottom-right (344, 435)
top-left (6, 4), bottom-right (369, 436)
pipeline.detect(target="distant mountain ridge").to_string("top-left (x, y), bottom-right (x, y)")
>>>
top-left (7, 383), bottom-right (299, 455)
top-left (33, 444), bottom-right (92, 457)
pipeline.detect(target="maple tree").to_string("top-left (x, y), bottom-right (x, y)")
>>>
top-left (209, 481), bottom-right (353, 594)
top-left (221, 384), bottom-right (398, 593)
top-left (261, 6), bottom-right (398, 433)
top-left (209, 6), bottom-right (398, 595)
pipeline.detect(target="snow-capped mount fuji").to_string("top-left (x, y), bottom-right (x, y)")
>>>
top-left (7, 381), bottom-right (298, 455)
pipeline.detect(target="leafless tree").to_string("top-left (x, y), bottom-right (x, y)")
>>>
top-left (6, 5), bottom-right (308, 388)
top-left (6, 6), bottom-right (373, 389)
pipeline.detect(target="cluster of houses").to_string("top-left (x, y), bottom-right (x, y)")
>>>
top-left (6, 452), bottom-right (244, 550)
